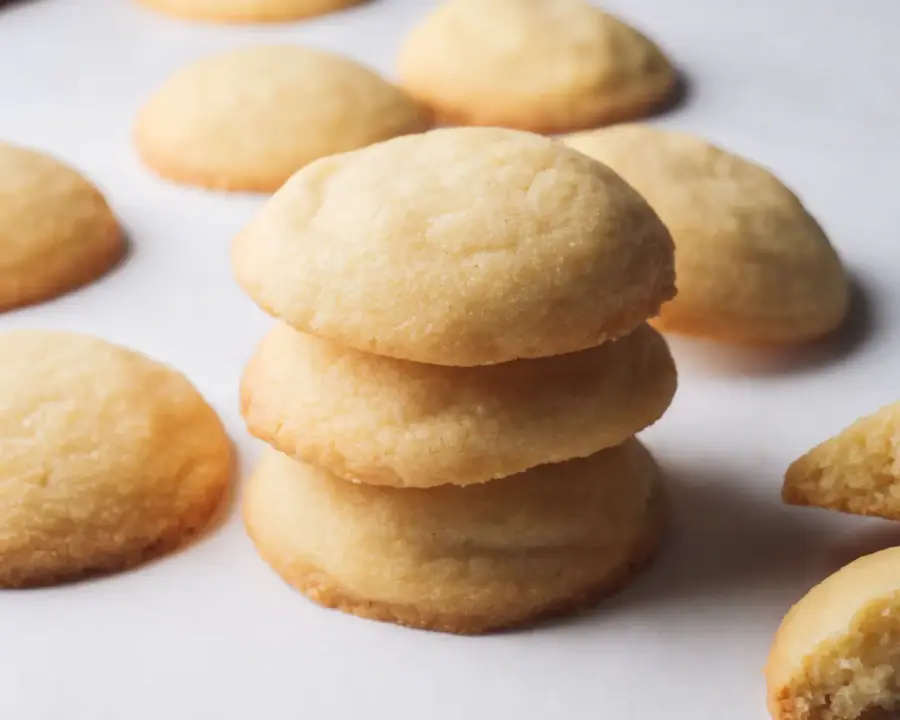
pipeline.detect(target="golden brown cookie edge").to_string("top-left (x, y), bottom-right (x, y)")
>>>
top-left (135, 0), bottom-right (368, 24)
top-left (244, 473), bottom-right (666, 634)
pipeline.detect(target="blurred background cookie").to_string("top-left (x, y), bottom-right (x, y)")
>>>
top-left (241, 322), bottom-right (676, 488)
top-left (232, 127), bottom-right (675, 365)
top-left (565, 125), bottom-right (849, 346)
top-left (134, 45), bottom-right (429, 192)
top-left (244, 440), bottom-right (665, 634)
top-left (0, 142), bottom-right (123, 311)
top-left (0, 330), bottom-right (232, 588)
top-left (783, 402), bottom-right (900, 520)
top-left (136, 0), bottom-right (368, 23)
top-left (397, 0), bottom-right (677, 133)
top-left (766, 546), bottom-right (900, 720)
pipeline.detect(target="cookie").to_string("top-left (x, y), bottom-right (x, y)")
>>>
top-left (241, 322), bottom-right (676, 488)
top-left (0, 330), bottom-right (232, 588)
top-left (565, 125), bottom-right (849, 345)
top-left (396, 0), bottom-right (677, 134)
top-left (232, 127), bottom-right (676, 366)
top-left (136, 0), bottom-right (366, 23)
top-left (0, 142), bottom-right (123, 311)
top-left (134, 45), bottom-right (428, 192)
top-left (766, 546), bottom-right (900, 720)
top-left (783, 402), bottom-right (900, 521)
top-left (244, 440), bottom-right (666, 634)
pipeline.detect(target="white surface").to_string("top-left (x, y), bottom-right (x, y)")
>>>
top-left (1, 0), bottom-right (899, 717)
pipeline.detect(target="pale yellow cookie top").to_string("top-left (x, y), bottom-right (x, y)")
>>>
top-left (241, 322), bottom-right (676, 487)
top-left (397, 0), bottom-right (676, 132)
top-left (783, 402), bottom-right (900, 520)
top-left (233, 127), bottom-right (676, 366)
top-left (565, 124), bottom-right (849, 345)
top-left (137, 0), bottom-right (366, 23)
top-left (0, 142), bottom-right (123, 311)
top-left (244, 440), bottom-right (660, 613)
top-left (134, 45), bottom-right (429, 192)
top-left (0, 330), bottom-right (232, 587)
top-left (766, 546), bottom-right (900, 720)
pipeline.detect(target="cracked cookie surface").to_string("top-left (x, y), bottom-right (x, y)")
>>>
top-left (397, 0), bottom-right (677, 133)
top-left (566, 124), bottom-right (849, 345)
top-left (0, 330), bottom-right (232, 587)
top-left (233, 127), bottom-right (676, 366)
top-left (135, 45), bottom-right (428, 192)
top-left (0, 142), bottom-right (123, 311)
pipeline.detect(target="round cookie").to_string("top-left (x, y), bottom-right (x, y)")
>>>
top-left (564, 125), bottom-right (849, 345)
top-left (783, 402), bottom-right (900, 521)
top-left (0, 330), bottom-right (232, 588)
top-left (136, 0), bottom-right (366, 23)
top-left (241, 322), bottom-right (676, 488)
top-left (244, 440), bottom-right (666, 634)
top-left (396, 0), bottom-right (678, 133)
top-left (0, 142), bottom-right (123, 311)
top-left (766, 546), bottom-right (900, 720)
top-left (232, 127), bottom-right (676, 366)
top-left (134, 45), bottom-right (429, 192)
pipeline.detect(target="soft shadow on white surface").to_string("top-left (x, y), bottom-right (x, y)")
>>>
top-left (596, 452), bottom-right (900, 636)
top-left (665, 272), bottom-right (877, 379)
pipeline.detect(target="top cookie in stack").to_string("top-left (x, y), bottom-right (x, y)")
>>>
top-left (234, 127), bottom-right (674, 368)
top-left (232, 127), bottom-right (678, 632)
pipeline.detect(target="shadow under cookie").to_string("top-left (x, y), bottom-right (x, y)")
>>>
top-left (608, 453), bottom-right (900, 618)
top-left (663, 273), bottom-right (875, 379)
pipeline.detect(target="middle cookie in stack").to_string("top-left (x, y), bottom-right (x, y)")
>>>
top-left (232, 127), bottom-right (678, 634)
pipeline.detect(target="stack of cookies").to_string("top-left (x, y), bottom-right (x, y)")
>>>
top-left (232, 127), bottom-right (679, 634)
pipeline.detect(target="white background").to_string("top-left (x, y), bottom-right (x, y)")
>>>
top-left (1, 1), bottom-right (900, 718)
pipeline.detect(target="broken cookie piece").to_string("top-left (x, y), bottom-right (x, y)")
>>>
top-left (783, 403), bottom-right (900, 520)
top-left (766, 546), bottom-right (900, 720)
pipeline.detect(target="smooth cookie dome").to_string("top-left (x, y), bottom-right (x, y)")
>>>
top-left (244, 441), bottom-right (665, 634)
top-left (0, 142), bottom-right (123, 311)
top-left (565, 125), bottom-right (849, 345)
top-left (0, 330), bottom-right (232, 587)
top-left (137, 0), bottom-right (367, 23)
top-left (397, 0), bottom-right (677, 133)
top-left (233, 127), bottom-right (676, 366)
top-left (241, 322), bottom-right (677, 487)
top-left (134, 45), bottom-right (429, 191)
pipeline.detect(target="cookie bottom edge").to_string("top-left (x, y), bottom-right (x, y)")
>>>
top-left (251, 481), bottom-right (667, 635)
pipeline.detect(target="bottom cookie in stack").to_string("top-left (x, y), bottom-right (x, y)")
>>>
top-left (244, 439), bottom-right (665, 635)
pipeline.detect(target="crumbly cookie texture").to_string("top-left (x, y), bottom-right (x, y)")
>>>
top-left (241, 322), bottom-right (676, 487)
top-left (244, 440), bottom-right (665, 634)
top-left (766, 546), bottom-right (900, 720)
top-left (0, 330), bottom-right (232, 588)
top-left (397, 0), bottom-right (677, 133)
top-left (136, 0), bottom-right (367, 24)
top-left (134, 45), bottom-right (428, 192)
top-left (783, 403), bottom-right (900, 520)
top-left (232, 127), bottom-right (675, 366)
top-left (565, 124), bottom-right (849, 345)
top-left (0, 142), bottom-right (123, 311)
